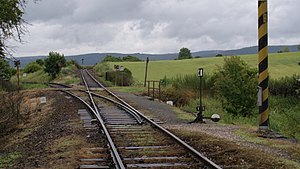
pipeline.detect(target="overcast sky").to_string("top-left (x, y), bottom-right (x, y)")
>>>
top-left (9, 0), bottom-right (300, 57)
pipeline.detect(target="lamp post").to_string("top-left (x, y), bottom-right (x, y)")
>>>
top-left (189, 67), bottom-right (221, 123)
top-left (196, 68), bottom-right (204, 122)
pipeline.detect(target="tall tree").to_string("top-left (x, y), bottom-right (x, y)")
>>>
top-left (0, 0), bottom-right (27, 57)
top-left (178, 47), bottom-right (192, 60)
top-left (44, 52), bottom-right (66, 78)
top-left (282, 47), bottom-right (290, 53)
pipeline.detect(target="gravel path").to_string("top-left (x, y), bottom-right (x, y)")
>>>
top-left (115, 91), bottom-right (186, 124)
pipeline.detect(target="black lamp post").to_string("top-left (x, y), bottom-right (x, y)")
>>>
top-left (189, 67), bottom-right (221, 124)
top-left (196, 68), bottom-right (205, 122)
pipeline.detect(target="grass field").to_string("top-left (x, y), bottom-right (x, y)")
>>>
top-left (106, 52), bottom-right (300, 82)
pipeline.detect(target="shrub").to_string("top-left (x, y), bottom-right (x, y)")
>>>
top-left (94, 62), bottom-right (111, 77)
top-left (105, 68), bottom-right (133, 86)
top-left (35, 59), bottom-right (44, 66)
top-left (122, 55), bottom-right (142, 62)
top-left (102, 55), bottom-right (122, 62)
top-left (23, 62), bottom-right (42, 73)
top-left (269, 74), bottom-right (300, 98)
top-left (0, 58), bottom-right (13, 80)
top-left (214, 56), bottom-right (257, 117)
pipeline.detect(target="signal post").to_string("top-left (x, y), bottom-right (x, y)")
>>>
top-left (258, 0), bottom-right (269, 130)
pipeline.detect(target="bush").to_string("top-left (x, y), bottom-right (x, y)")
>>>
top-left (0, 80), bottom-right (17, 91)
top-left (214, 56), bottom-right (257, 117)
top-left (102, 55), bottom-right (122, 62)
top-left (122, 55), bottom-right (142, 62)
top-left (269, 74), bottom-right (300, 97)
top-left (35, 59), bottom-right (44, 66)
top-left (102, 55), bottom-right (142, 62)
top-left (0, 58), bottom-right (13, 80)
top-left (67, 59), bottom-right (81, 69)
top-left (94, 62), bottom-right (111, 77)
top-left (105, 68), bottom-right (133, 86)
top-left (23, 62), bottom-right (42, 73)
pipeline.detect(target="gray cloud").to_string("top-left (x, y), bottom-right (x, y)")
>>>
top-left (9, 0), bottom-right (300, 56)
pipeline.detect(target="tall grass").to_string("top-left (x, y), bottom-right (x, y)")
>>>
top-left (168, 69), bottom-right (300, 139)
top-left (182, 95), bottom-right (300, 139)
top-left (269, 96), bottom-right (300, 139)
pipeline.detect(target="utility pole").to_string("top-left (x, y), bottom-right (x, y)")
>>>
top-left (144, 57), bottom-right (149, 87)
top-left (14, 60), bottom-right (20, 92)
top-left (258, 0), bottom-right (269, 130)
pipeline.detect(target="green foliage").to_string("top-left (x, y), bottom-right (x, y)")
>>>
top-left (44, 52), bottom-right (66, 78)
top-left (0, 58), bottom-right (13, 80)
top-left (23, 62), bottom-right (42, 73)
top-left (122, 55), bottom-right (142, 62)
top-left (66, 59), bottom-right (80, 69)
top-left (170, 74), bottom-right (216, 95)
top-left (102, 55), bottom-right (122, 62)
top-left (0, 0), bottom-right (26, 54)
top-left (298, 44), bottom-right (300, 51)
top-left (19, 70), bottom-right (51, 83)
top-left (35, 59), bottom-right (44, 66)
top-left (106, 68), bottom-right (133, 86)
top-left (282, 47), bottom-right (290, 53)
top-left (178, 47), bottom-right (192, 60)
top-left (214, 56), bottom-right (257, 117)
top-left (216, 54), bottom-right (223, 57)
top-left (269, 96), bottom-right (300, 139)
top-left (102, 55), bottom-right (142, 62)
top-left (53, 64), bottom-right (80, 85)
top-left (0, 152), bottom-right (22, 168)
top-left (269, 74), bottom-right (300, 97)
top-left (93, 62), bottom-right (111, 77)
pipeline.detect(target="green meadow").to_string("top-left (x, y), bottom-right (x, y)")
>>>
top-left (106, 52), bottom-right (300, 82)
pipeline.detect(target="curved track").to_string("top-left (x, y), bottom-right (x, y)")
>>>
top-left (60, 69), bottom-right (221, 169)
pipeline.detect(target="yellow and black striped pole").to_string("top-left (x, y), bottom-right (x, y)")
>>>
top-left (258, 0), bottom-right (269, 129)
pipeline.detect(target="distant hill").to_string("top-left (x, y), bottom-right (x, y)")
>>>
top-left (11, 45), bottom-right (299, 67)
top-left (194, 45), bottom-right (299, 57)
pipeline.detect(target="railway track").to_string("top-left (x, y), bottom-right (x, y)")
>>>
top-left (58, 69), bottom-right (221, 169)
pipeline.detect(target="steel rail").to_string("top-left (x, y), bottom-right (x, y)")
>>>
top-left (79, 70), bottom-right (126, 169)
top-left (84, 70), bottom-right (143, 124)
top-left (88, 91), bottom-right (144, 124)
top-left (48, 82), bottom-right (72, 88)
top-left (80, 70), bottom-right (100, 116)
top-left (85, 69), bottom-right (222, 169)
